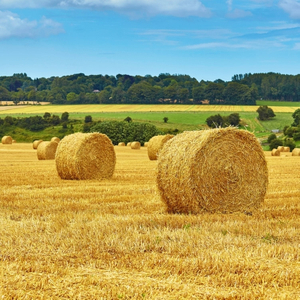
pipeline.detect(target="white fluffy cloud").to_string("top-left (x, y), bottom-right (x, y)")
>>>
top-left (0, 0), bottom-right (211, 17)
top-left (0, 10), bottom-right (64, 39)
top-left (279, 0), bottom-right (300, 19)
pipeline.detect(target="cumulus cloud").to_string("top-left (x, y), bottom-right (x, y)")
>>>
top-left (279, 0), bottom-right (300, 19)
top-left (0, 0), bottom-right (211, 18)
top-left (0, 10), bottom-right (64, 39)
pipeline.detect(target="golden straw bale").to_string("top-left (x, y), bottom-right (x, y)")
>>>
top-left (118, 142), bottom-right (125, 146)
top-left (51, 137), bottom-right (60, 143)
top-left (271, 149), bottom-right (280, 156)
top-left (131, 141), bottom-right (141, 149)
top-left (277, 146), bottom-right (284, 152)
top-left (144, 142), bottom-right (148, 147)
top-left (1, 136), bottom-right (13, 144)
top-left (55, 132), bottom-right (116, 180)
top-left (147, 134), bottom-right (174, 160)
top-left (157, 128), bottom-right (268, 214)
top-left (12, 139), bottom-right (16, 143)
top-left (292, 148), bottom-right (300, 156)
top-left (283, 147), bottom-right (290, 152)
top-left (33, 140), bottom-right (43, 149)
top-left (127, 142), bottom-right (131, 147)
top-left (37, 141), bottom-right (58, 160)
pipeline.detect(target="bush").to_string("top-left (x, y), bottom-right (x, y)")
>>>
top-left (284, 126), bottom-right (295, 137)
top-left (84, 115), bottom-right (92, 123)
top-left (267, 133), bottom-right (277, 143)
top-left (284, 139), bottom-right (296, 151)
top-left (269, 139), bottom-right (283, 150)
top-left (293, 132), bottom-right (300, 141)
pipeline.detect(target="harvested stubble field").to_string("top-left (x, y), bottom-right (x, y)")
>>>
top-left (0, 143), bottom-right (300, 299)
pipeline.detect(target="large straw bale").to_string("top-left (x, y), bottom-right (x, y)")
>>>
top-left (51, 137), bottom-right (60, 143)
top-left (55, 132), bottom-right (116, 180)
top-left (292, 148), bottom-right (300, 156)
top-left (283, 147), bottom-right (290, 152)
top-left (148, 134), bottom-right (174, 160)
top-left (1, 136), bottom-right (13, 144)
top-left (277, 146), bottom-right (284, 152)
top-left (118, 142), bottom-right (125, 146)
top-left (157, 128), bottom-right (268, 214)
top-left (33, 139), bottom-right (43, 149)
top-left (37, 141), bottom-right (58, 160)
top-left (131, 141), bottom-right (141, 149)
top-left (271, 148), bottom-right (280, 156)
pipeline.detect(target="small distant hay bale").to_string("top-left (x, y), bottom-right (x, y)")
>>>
top-left (127, 142), bottom-right (131, 147)
top-left (292, 148), bottom-right (300, 156)
top-left (271, 148), bottom-right (280, 156)
top-left (131, 141), bottom-right (141, 149)
top-left (157, 128), bottom-right (268, 214)
top-left (277, 146), bottom-right (284, 152)
top-left (37, 141), bottom-right (58, 160)
top-left (118, 142), bottom-right (125, 146)
top-left (51, 137), bottom-right (60, 143)
top-left (1, 136), bottom-right (13, 144)
top-left (283, 147), bottom-right (290, 152)
top-left (33, 140), bottom-right (43, 149)
top-left (55, 132), bottom-right (116, 180)
top-left (144, 142), bottom-right (149, 147)
top-left (147, 134), bottom-right (174, 160)
top-left (12, 139), bottom-right (16, 143)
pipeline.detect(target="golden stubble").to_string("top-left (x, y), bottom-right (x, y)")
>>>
top-left (0, 143), bottom-right (299, 299)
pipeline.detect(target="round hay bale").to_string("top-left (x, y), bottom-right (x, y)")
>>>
top-left (271, 148), bottom-right (280, 156)
top-left (157, 128), bottom-right (268, 214)
top-left (147, 134), bottom-right (174, 160)
top-left (1, 136), bottom-right (13, 144)
top-left (277, 146), bottom-right (284, 152)
top-left (33, 139), bottom-right (43, 150)
top-left (292, 148), bottom-right (300, 156)
top-left (12, 139), bottom-right (16, 143)
top-left (37, 141), bottom-right (58, 160)
top-left (51, 137), bottom-right (60, 143)
top-left (283, 146), bottom-right (290, 152)
top-left (118, 142), bottom-right (125, 146)
top-left (131, 141), bottom-right (141, 150)
top-left (144, 142), bottom-right (149, 147)
top-left (127, 142), bottom-right (131, 147)
top-left (55, 132), bottom-right (116, 180)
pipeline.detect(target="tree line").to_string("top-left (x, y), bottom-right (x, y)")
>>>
top-left (0, 72), bottom-right (300, 106)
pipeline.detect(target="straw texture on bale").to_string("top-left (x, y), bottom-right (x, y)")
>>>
top-left (55, 132), bottom-right (116, 180)
top-left (277, 146), bottom-right (284, 152)
top-left (51, 137), bottom-right (60, 143)
top-left (147, 134), bottom-right (174, 160)
top-left (1, 136), bottom-right (13, 144)
top-left (131, 141), bottom-right (141, 149)
top-left (37, 141), bottom-right (58, 160)
top-left (127, 142), bottom-right (131, 147)
top-left (283, 147), bottom-right (290, 152)
top-left (118, 142), bottom-right (125, 146)
top-left (33, 140), bottom-right (43, 150)
top-left (271, 148), bottom-right (280, 156)
top-left (157, 128), bottom-right (268, 214)
top-left (292, 148), bottom-right (300, 156)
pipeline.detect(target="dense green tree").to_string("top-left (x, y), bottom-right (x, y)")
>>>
top-left (269, 138), bottom-right (283, 150)
top-left (292, 109), bottom-right (300, 126)
top-left (256, 106), bottom-right (276, 121)
top-left (61, 112), bottom-right (69, 122)
top-left (206, 114), bottom-right (224, 128)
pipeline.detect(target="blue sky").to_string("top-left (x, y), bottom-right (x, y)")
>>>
top-left (1, 0), bottom-right (300, 82)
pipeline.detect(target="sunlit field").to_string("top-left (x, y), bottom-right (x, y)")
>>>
top-left (1, 143), bottom-right (299, 299)
top-left (1, 104), bottom-right (300, 115)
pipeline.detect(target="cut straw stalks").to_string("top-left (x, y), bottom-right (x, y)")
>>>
top-left (147, 134), bottom-right (174, 160)
top-left (37, 141), bottom-right (58, 160)
top-left (157, 127), bottom-right (268, 214)
top-left (1, 136), bottom-right (13, 144)
top-left (55, 132), bottom-right (116, 180)
top-left (271, 149), bottom-right (280, 156)
top-left (33, 140), bottom-right (43, 150)
top-left (131, 142), bottom-right (141, 150)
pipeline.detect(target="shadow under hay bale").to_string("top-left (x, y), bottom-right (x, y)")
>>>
top-left (292, 148), bottom-right (300, 156)
top-left (1, 136), bottom-right (13, 144)
top-left (147, 134), bottom-right (174, 160)
top-left (131, 141), bottom-right (141, 150)
top-left (157, 127), bottom-right (268, 214)
top-left (55, 132), bottom-right (116, 180)
top-left (37, 141), bottom-right (58, 160)
top-left (33, 140), bottom-right (43, 150)
top-left (271, 149), bottom-right (280, 156)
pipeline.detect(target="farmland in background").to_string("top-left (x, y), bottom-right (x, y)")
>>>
top-left (0, 143), bottom-right (299, 299)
